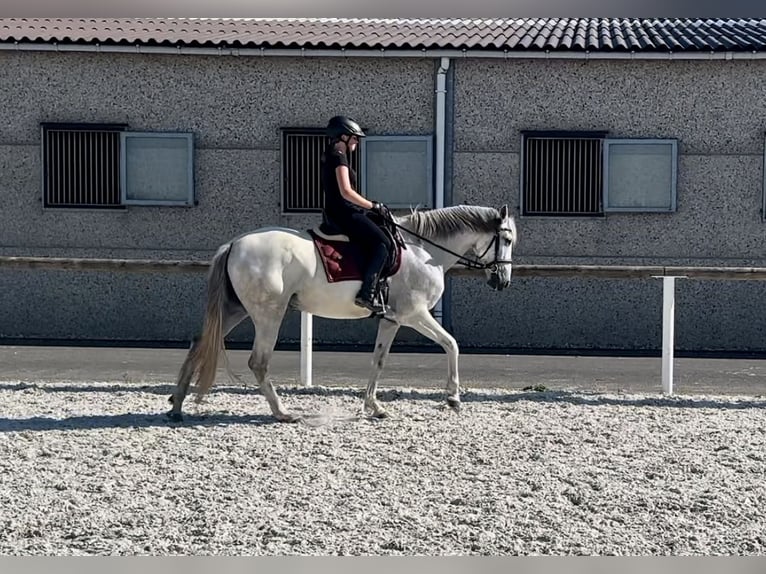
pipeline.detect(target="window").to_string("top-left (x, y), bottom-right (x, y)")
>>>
top-left (41, 123), bottom-right (194, 209)
top-left (521, 131), bottom-right (678, 216)
top-left (604, 139), bottom-right (677, 212)
top-left (362, 136), bottom-right (433, 209)
top-left (121, 132), bottom-right (194, 206)
top-left (281, 128), bottom-right (433, 212)
top-left (281, 128), bottom-right (361, 213)
top-left (42, 123), bottom-right (125, 208)
top-left (521, 131), bottom-right (605, 216)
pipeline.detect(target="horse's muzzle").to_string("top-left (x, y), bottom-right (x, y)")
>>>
top-left (487, 271), bottom-right (510, 291)
top-left (487, 274), bottom-right (502, 291)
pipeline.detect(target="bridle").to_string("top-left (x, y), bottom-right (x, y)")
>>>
top-left (394, 221), bottom-right (514, 272)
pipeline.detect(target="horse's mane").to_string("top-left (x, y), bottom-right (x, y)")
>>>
top-left (397, 205), bottom-right (505, 240)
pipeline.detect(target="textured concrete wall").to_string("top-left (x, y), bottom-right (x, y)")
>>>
top-left (4, 51), bottom-right (766, 354)
top-left (0, 50), bottom-right (433, 347)
top-left (450, 58), bottom-right (766, 353)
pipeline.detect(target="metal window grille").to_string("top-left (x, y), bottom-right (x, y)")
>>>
top-left (42, 124), bottom-right (126, 208)
top-left (522, 133), bottom-right (605, 216)
top-left (281, 128), bottom-right (361, 213)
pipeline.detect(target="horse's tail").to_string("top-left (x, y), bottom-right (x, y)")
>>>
top-left (192, 242), bottom-right (233, 402)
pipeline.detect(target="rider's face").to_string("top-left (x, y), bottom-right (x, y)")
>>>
top-left (346, 135), bottom-right (359, 152)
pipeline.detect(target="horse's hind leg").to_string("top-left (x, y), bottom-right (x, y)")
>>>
top-left (402, 308), bottom-right (461, 412)
top-left (364, 318), bottom-right (400, 418)
top-left (249, 309), bottom-right (299, 423)
top-left (167, 338), bottom-right (200, 420)
top-left (167, 301), bottom-right (248, 421)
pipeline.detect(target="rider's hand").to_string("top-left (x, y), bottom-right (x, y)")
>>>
top-left (371, 201), bottom-right (390, 218)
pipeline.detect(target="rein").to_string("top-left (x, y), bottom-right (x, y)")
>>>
top-left (392, 220), bottom-right (511, 271)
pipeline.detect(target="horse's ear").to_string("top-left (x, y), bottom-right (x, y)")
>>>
top-left (499, 204), bottom-right (509, 218)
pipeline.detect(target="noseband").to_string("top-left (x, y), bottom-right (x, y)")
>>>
top-left (473, 228), bottom-right (515, 273)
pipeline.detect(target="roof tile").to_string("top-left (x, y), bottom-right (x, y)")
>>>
top-left (1, 18), bottom-right (766, 52)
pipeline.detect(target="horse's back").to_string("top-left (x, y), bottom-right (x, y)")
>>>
top-left (234, 225), bottom-right (309, 243)
top-left (231, 226), bottom-right (312, 255)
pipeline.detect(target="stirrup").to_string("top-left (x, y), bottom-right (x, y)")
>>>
top-left (355, 294), bottom-right (384, 314)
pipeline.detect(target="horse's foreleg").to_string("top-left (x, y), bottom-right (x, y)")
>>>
top-left (403, 309), bottom-right (461, 412)
top-left (250, 312), bottom-right (298, 423)
top-left (364, 318), bottom-right (400, 418)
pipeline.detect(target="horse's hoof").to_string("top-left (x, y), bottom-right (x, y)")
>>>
top-left (447, 398), bottom-right (461, 412)
top-left (364, 403), bottom-right (390, 419)
top-left (275, 413), bottom-right (301, 423)
top-left (166, 410), bottom-right (183, 422)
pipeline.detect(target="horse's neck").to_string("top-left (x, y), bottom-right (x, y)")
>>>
top-left (412, 230), bottom-right (482, 271)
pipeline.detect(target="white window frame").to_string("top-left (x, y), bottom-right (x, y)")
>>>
top-left (603, 138), bottom-right (678, 213)
top-left (361, 135), bottom-right (433, 209)
top-left (120, 132), bottom-right (195, 207)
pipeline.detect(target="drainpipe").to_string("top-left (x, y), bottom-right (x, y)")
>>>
top-left (433, 56), bottom-right (450, 324)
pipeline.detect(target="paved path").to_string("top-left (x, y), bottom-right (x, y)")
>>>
top-left (2, 345), bottom-right (766, 396)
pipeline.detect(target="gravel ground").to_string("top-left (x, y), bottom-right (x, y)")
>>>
top-left (0, 378), bottom-right (765, 556)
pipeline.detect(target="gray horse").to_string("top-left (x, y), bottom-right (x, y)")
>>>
top-left (168, 204), bottom-right (517, 422)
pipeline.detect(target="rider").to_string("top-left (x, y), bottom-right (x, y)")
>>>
top-left (320, 115), bottom-right (393, 314)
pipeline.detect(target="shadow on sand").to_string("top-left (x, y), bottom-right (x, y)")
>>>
top-left (1, 381), bottom-right (764, 432)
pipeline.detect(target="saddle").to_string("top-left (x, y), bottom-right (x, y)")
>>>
top-left (308, 211), bottom-right (405, 309)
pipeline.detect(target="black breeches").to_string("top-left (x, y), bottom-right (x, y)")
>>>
top-left (332, 209), bottom-right (392, 271)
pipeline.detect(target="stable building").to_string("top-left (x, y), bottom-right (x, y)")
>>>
top-left (2, 18), bottom-right (766, 355)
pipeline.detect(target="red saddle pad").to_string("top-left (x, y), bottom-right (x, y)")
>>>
top-left (308, 231), bottom-right (365, 283)
top-left (308, 229), bottom-right (403, 284)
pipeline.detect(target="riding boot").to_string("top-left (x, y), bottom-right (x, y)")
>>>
top-left (355, 248), bottom-right (389, 314)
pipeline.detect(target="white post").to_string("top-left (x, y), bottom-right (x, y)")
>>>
top-left (300, 311), bottom-right (313, 387)
top-left (661, 276), bottom-right (677, 395)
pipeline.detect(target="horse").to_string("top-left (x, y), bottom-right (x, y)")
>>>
top-left (167, 204), bottom-right (517, 422)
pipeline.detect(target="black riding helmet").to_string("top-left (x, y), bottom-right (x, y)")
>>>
top-left (326, 115), bottom-right (366, 140)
